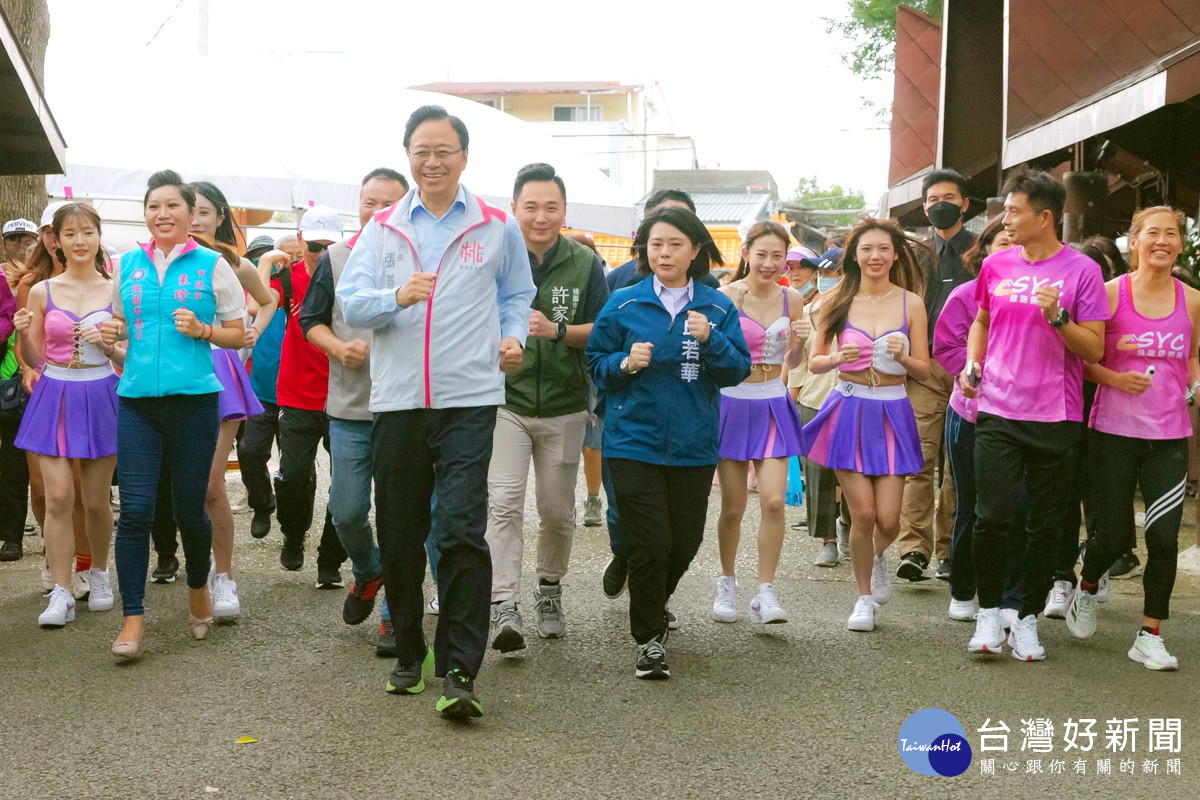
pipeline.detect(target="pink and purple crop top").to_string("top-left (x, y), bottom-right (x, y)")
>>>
top-left (837, 292), bottom-right (911, 376)
top-left (739, 288), bottom-right (791, 366)
top-left (42, 282), bottom-right (113, 368)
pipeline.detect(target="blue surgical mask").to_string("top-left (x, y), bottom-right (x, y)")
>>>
top-left (796, 281), bottom-right (814, 295)
top-left (817, 276), bottom-right (839, 292)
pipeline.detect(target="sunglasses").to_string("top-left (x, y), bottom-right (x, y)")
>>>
top-left (306, 241), bottom-right (331, 254)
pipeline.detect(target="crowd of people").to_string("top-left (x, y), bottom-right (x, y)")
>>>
top-left (0, 105), bottom-right (1192, 722)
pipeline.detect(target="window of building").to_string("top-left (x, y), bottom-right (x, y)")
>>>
top-left (552, 105), bottom-right (602, 122)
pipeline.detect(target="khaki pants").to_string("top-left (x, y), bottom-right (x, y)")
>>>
top-left (486, 407), bottom-right (589, 603)
top-left (897, 361), bottom-right (956, 561)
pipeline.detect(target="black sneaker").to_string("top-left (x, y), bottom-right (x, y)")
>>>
top-left (376, 620), bottom-right (397, 658)
top-left (250, 510), bottom-right (272, 539)
top-left (635, 635), bottom-right (670, 680)
top-left (602, 555), bottom-right (628, 599)
top-left (0, 540), bottom-right (22, 562)
top-left (935, 561), bottom-right (950, 581)
top-left (151, 554), bottom-right (179, 583)
top-left (436, 668), bottom-right (483, 718)
top-left (385, 646), bottom-right (434, 695)
top-left (896, 551), bottom-right (931, 582)
top-left (280, 543), bottom-right (304, 572)
top-left (315, 564), bottom-right (344, 590)
top-left (343, 573), bottom-right (383, 624)
top-left (1110, 550), bottom-right (1143, 580)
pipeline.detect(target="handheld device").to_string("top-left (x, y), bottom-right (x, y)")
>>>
top-left (1144, 365), bottom-right (1156, 377)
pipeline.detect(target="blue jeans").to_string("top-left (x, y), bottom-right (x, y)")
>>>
top-left (328, 418), bottom-right (380, 582)
top-left (601, 455), bottom-right (626, 558)
top-left (114, 394), bottom-right (219, 616)
top-left (327, 417), bottom-right (438, 623)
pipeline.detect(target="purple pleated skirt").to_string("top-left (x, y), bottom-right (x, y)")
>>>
top-left (213, 348), bottom-right (264, 422)
top-left (801, 381), bottom-right (924, 476)
top-left (15, 366), bottom-right (119, 458)
top-left (718, 378), bottom-right (805, 461)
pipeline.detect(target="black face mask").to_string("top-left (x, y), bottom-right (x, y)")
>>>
top-left (926, 201), bottom-right (963, 230)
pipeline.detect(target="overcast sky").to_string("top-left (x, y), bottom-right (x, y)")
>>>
top-left (44, 0), bottom-right (893, 203)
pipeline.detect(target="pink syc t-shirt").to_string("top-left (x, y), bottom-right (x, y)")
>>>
top-left (975, 245), bottom-right (1109, 422)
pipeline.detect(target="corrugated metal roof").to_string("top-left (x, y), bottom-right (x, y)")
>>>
top-left (408, 81), bottom-right (639, 95)
top-left (652, 169), bottom-right (778, 197)
top-left (671, 191), bottom-right (773, 225)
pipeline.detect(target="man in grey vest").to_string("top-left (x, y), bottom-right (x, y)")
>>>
top-left (299, 167), bottom-right (408, 654)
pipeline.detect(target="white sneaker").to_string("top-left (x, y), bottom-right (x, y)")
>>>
top-left (1042, 579), bottom-right (1072, 619)
top-left (1128, 631), bottom-right (1178, 671)
top-left (749, 584), bottom-right (788, 624)
top-left (1000, 608), bottom-right (1018, 632)
top-left (210, 572), bottom-right (241, 618)
top-left (71, 569), bottom-right (90, 600)
top-left (39, 564), bottom-right (53, 592)
top-left (870, 555), bottom-right (891, 605)
top-left (847, 595), bottom-right (879, 631)
top-left (1065, 584), bottom-right (1098, 639)
top-left (712, 576), bottom-right (738, 623)
top-left (86, 568), bottom-right (114, 612)
top-left (948, 597), bottom-right (977, 621)
top-left (229, 497), bottom-right (251, 514)
top-left (38, 585), bottom-right (76, 628)
top-left (1008, 614), bottom-right (1047, 661)
top-left (1095, 573), bottom-right (1109, 603)
top-left (967, 607), bottom-right (1004, 654)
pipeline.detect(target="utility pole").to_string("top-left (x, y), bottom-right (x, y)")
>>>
top-left (198, 0), bottom-right (209, 56)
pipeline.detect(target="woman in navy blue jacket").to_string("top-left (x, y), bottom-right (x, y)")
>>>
top-left (587, 206), bottom-right (751, 680)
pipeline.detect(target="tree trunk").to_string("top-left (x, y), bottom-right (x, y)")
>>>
top-left (0, 0), bottom-right (51, 224)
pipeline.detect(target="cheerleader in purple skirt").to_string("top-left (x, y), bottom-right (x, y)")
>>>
top-left (186, 181), bottom-right (276, 619)
top-left (802, 218), bottom-right (930, 632)
top-left (713, 221), bottom-right (809, 625)
top-left (13, 203), bottom-right (122, 628)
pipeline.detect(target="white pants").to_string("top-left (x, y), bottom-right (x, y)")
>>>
top-left (486, 407), bottom-right (589, 603)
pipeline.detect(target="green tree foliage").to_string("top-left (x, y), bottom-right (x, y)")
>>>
top-left (824, 0), bottom-right (942, 81)
top-left (791, 177), bottom-right (867, 230)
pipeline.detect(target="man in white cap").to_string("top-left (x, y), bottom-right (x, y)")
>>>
top-left (259, 206), bottom-right (348, 584)
top-left (2, 219), bottom-right (37, 281)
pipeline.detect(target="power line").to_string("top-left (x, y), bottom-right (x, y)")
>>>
top-left (145, 0), bottom-right (189, 48)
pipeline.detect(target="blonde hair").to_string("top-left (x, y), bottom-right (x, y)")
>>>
top-left (1127, 206), bottom-right (1185, 271)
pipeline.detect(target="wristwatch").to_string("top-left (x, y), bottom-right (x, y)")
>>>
top-left (620, 356), bottom-right (639, 374)
top-left (553, 322), bottom-right (567, 343)
top-left (1049, 308), bottom-right (1070, 328)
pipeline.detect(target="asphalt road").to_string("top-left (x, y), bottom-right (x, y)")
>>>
top-left (2, 460), bottom-right (1199, 800)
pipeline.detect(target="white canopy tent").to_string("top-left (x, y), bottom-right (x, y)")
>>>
top-left (45, 63), bottom-right (636, 237)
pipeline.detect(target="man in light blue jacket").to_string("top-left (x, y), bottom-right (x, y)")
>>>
top-left (337, 105), bottom-right (535, 719)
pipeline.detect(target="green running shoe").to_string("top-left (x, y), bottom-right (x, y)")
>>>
top-left (436, 668), bottom-right (483, 718)
top-left (385, 646), bottom-right (434, 695)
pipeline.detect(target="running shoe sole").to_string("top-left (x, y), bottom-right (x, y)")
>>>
top-left (436, 690), bottom-right (483, 717)
top-left (490, 627), bottom-right (526, 653)
top-left (634, 663), bottom-right (670, 679)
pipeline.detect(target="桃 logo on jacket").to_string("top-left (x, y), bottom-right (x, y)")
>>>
top-left (898, 708), bottom-right (973, 777)
top-left (459, 241), bottom-right (485, 269)
top-left (994, 275), bottom-right (1065, 299)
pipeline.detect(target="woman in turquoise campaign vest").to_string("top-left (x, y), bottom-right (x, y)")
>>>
top-left (101, 170), bottom-right (249, 660)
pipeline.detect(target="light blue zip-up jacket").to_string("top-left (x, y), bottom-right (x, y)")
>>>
top-left (117, 240), bottom-right (222, 398)
top-left (336, 185), bottom-right (535, 411)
